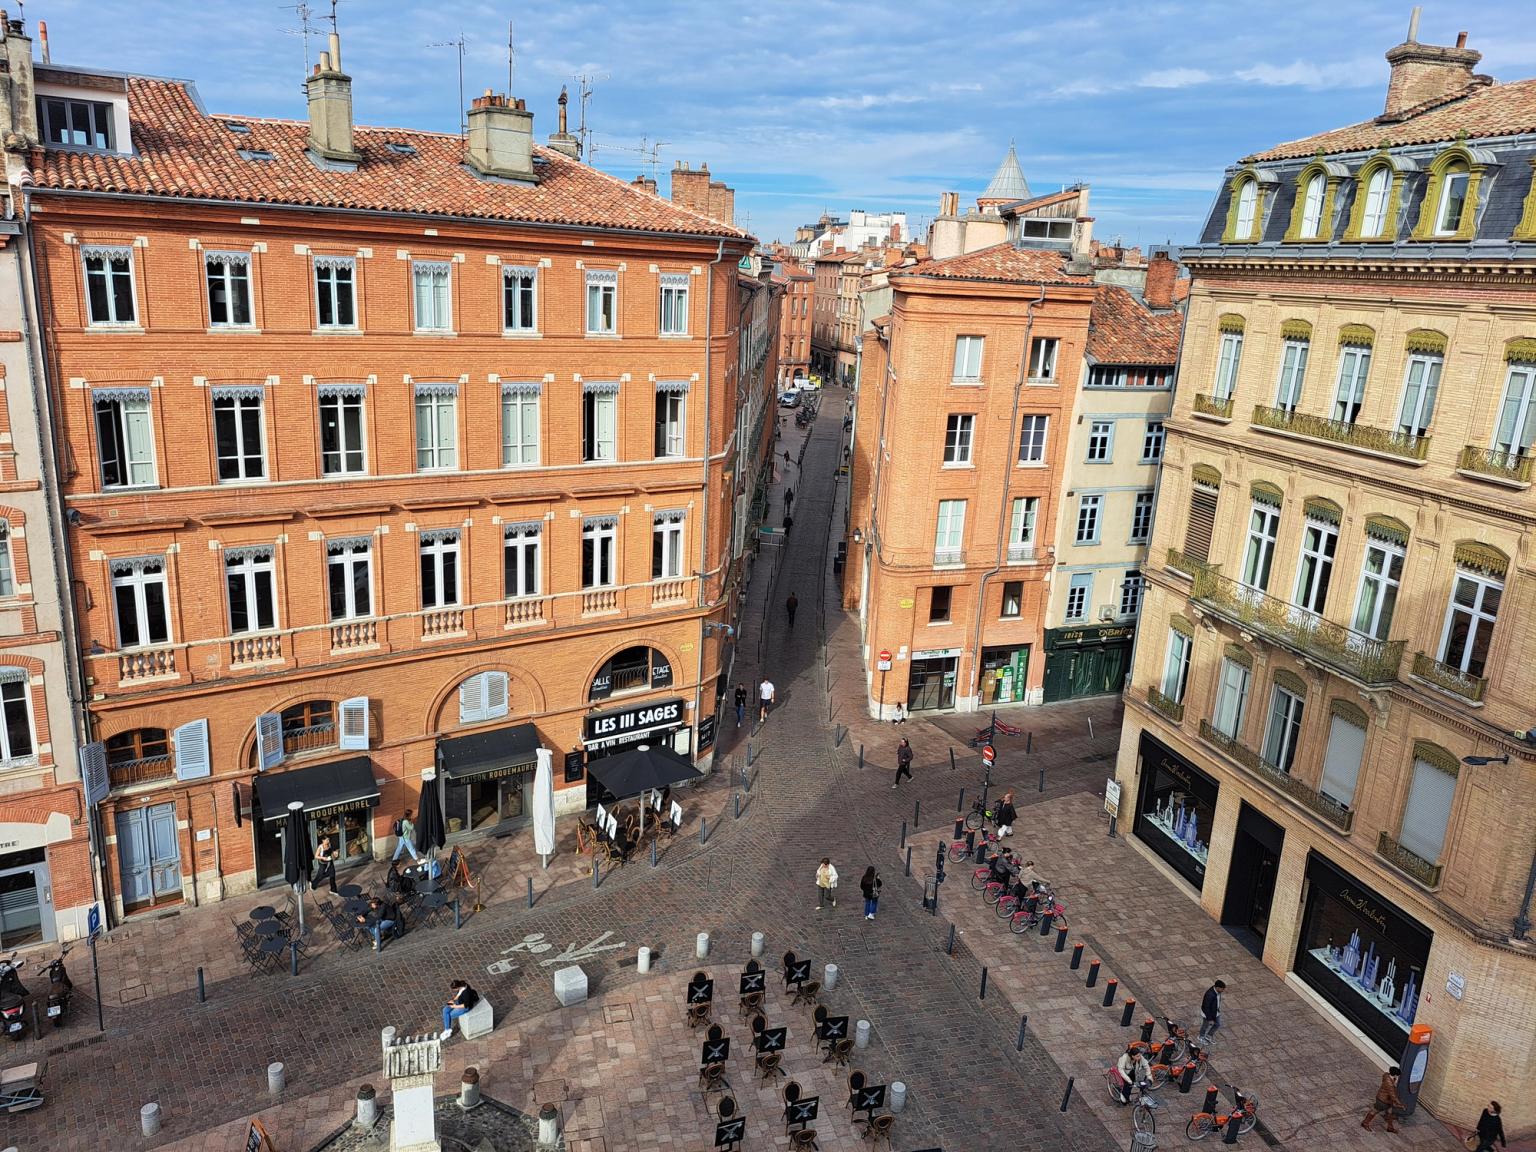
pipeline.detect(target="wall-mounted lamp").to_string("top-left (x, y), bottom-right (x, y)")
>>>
top-left (852, 528), bottom-right (863, 543)
top-left (65, 508), bottom-right (82, 527)
top-left (1461, 754), bottom-right (1510, 767)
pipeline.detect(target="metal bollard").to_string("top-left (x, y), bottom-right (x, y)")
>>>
top-left (592, 859), bottom-right (600, 888)
top-left (539, 1103), bottom-right (561, 1146)
top-left (1202, 1086), bottom-right (1220, 1113)
top-left (527, 877), bottom-right (534, 908)
top-left (1180, 1063), bottom-right (1198, 1094)
top-left (953, 818), bottom-right (964, 839)
top-left (913, 799), bottom-right (921, 828)
top-left (824, 963), bottom-right (839, 990)
top-left (949, 747), bottom-right (956, 772)
top-left (455, 894), bottom-right (462, 929)
top-left (905, 846), bottom-right (912, 876)
top-left (890, 1081), bottom-right (907, 1114)
top-left (946, 924), bottom-right (956, 955)
top-left (978, 967), bottom-right (988, 1000)
top-left (752, 931), bottom-right (765, 958)
top-left (696, 932), bottom-right (710, 959)
top-left (1103, 978), bottom-right (1118, 1007)
top-left (700, 816), bottom-right (708, 844)
top-left (858, 744), bottom-right (864, 771)
top-left (355, 1084), bottom-right (378, 1129)
top-left (854, 1019), bottom-right (871, 1049)
top-left (1055, 926), bottom-right (1068, 952)
top-left (638, 946), bottom-right (652, 974)
top-left (1086, 959), bottom-right (1100, 988)
top-left (1223, 1109), bottom-right (1242, 1144)
top-left (1141, 1016), bottom-right (1156, 1043)
top-left (651, 840), bottom-right (657, 867)
top-left (932, 880), bottom-right (939, 916)
top-left (1026, 731), bottom-right (1033, 754)
top-left (1015, 1014), bottom-right (1028, 1051)
top-left (734, 793), bottom-right (741, 819)
top-left (1070, 942), bottom-right (1084, 970)
top-left (1059, 1077), bottom-right (1074, 1112)
top-left (290, 941), bottom-right (299, 976)
top-left (141, 1103), bottom-right (162, 1137)
top-left (196, 967), bottom-right (206, 1003)
top-left (459, 1067), bottom-right (482, 1111)
top-left (1121, 998), bottom-right (1136, 1027)
top-left (1038, 767), bottom-right (1045, 792)
top-left (1039, 911), bottom-right (1054, 935)
top-left (900, 820), bottom-right (907, 849)
top-left (268, 1061), bottom-right (286, 1096)
top-left (957, 787), bottom-right (966, 813)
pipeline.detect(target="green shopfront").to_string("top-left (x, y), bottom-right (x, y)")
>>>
top-left (1042, 623), bottom-right (1136, 702)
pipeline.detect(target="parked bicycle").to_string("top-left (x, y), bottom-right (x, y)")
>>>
top-left (997, 879), bottom-right (1053, 919)
top-left (1009, 895), bottom-right (1068, 934)
top-left (949, 826), bottom-right (996, 863)
top-left (962, 795), bottom-right (995, 831)
top-left (1186, 1089), bottom-right (1258, 1140)
top-left (1102, 1072), bottom-right (1160, 1134)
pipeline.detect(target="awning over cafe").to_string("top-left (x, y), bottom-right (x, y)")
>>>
top-left (256, 756), bottom-right (380, 822)
top-left (437, 722), bottom-right (540, 783)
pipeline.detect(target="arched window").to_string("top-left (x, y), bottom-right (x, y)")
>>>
top-left (1360, 167), bottom-right (1391, 237)
top-left (1433, 160), bottom-right (1470, 235)
top-left (1299, 172), bottom-right (1326, 239)
top-left (590, 646), bottom-right (674, 700)
top-left (106, 726), bottom-right (170, 786)
top-left (280, 700), bottom-right (336, 756)
top-left (1234, 179), bottom-right (1258, 239)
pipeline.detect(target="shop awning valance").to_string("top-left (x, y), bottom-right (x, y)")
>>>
top-left (256, 756), bottom-right (379, 821)
top-left (437, 722), bottom-right (540, 782)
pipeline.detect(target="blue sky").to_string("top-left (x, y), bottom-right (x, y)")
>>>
top-left (30, 1), bottom-right (1536, 246)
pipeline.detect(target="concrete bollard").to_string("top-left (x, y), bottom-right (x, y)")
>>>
top-left (696, 932), bottom-right (709, 959)
top-left (382, 1026), bottom-right (397, 1052)
top-left (355, 1084), bottom-right (378, 1129)
top-left (824, 962), bottom-right (839, 990)
top-left (854, 1019), bottom-right (871, 1049)
top-left (268, 1061), bottom-right (285, 1096)
top-left (638, 946), bottom-right (652, 974)
top-left (890, 1081), bottom-right (907, 1113)
top-left (751, 932), bottom-right (765, 958)
top-left (459, 1067), bottom-right (481, 1110)
top-left (539, 1102), bottom-right (561, 1147)
top-left (141, 1103), bottom-right (162, 1137)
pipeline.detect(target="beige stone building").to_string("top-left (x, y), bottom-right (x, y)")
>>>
top-left (1113, 26), bottom-right (1536, 1132)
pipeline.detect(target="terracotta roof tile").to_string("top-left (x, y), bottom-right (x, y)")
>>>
top-left (1085, 285), bottom-right (1183, 364)
top-left (1246, 77), bottom-right (1536, 161)
top-left (28, 77), bottom-right (749, 239)
top-left (898, 243), bottom-right (1088, 286)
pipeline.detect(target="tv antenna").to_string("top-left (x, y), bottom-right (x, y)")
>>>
top-left (592, 135), bottom-right (669, 182)
top-left (573, 72), bottom-right (607, 165)
top-left (280, 1), bottom-right (322, 74)
top-left (507, 19), bottom-right (515, 95)
top-left (428, 32), bottom-right (469, 136)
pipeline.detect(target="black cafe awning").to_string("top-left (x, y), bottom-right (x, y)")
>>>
top-left (256, 756), bottom-right (380, 822)
top-left (437, 722), bottom-right (540, 783)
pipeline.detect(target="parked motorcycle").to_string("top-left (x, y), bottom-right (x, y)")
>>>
top-left (0, 953), bottom-right (26, 1041)
top-left (44, 948), bottom-right (71, 1028)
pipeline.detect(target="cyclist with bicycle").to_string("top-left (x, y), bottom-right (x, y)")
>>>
top-left (986, 848), bottom-right (1018, 888)
top-left (1114, 1043), bottom-right (1152, 1105)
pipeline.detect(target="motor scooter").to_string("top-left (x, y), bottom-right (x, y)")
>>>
top-left (44, 948), bottom-right (71, 1027)
top-left (0, 953), bottom-right (26, 1041)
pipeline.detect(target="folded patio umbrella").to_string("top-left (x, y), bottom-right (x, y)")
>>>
top-left (282, 801), bottom-right (313, 936)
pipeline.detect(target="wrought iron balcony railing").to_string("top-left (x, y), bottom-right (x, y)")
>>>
top-left (1458, 444), bottom-right (1533, 485)
top-left (1193, 393), bottom-right (1234, 419)
top-left (1377, 831), bottom-right (1443, 889)
top-left (1411, 652), bottom-right (1487, 704)
top-left (1252, 404), bottom-right (1430, 462)
top-left (1199, 720), bottom-right (1354, 832)
top-left (1146, 685), bottom-right (1185, 723)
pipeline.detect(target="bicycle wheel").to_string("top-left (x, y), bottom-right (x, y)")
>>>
top-left (948, 842), bottom-right (968, 863)
top-left (1009, 911), bottom-right (1035, 935)
top-left (997, 895), bottom-right (1019, 919)
top-left (1146, 1064), bottom-right (1169, 1090)
top-left (964, 809), bottom-right (984, 830)
top-left (1164, 1035), bottom-right (1188, 1066)
top-left (1133, 1102), bottom-right (1156, 1135)
top-left (970, 870), bottom-right (989, 891)
top-left (1050, 913), bottom-right (1069, 933)
top-left (1104, 1075), bottom-right (1121, 1105)
top-left (1239, 1108), bottom-right (1258, 1135)
top-left (1185, 1115), bottom-right (1213, 1141)
top-left (983, 883), bottom-right (1004, 906)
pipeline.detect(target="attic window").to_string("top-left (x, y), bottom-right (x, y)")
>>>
top-left (223, 121), bottom-right (252, 135)
top-left (386, 142), bottom-right (418, 156)
top-left (238, 148), bottom-right (276, 162)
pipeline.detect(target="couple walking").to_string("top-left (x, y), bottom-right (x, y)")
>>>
top-left (815, 859), bottom-right (882, 920)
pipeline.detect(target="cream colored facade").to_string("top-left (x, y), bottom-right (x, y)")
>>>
top-left (1114, 30), bottom-right (1536, 1133)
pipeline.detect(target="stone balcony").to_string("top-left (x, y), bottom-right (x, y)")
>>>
top-left (1191, 568), bottom-right (1404, 686)
top-left (1252, 404), bottom-right (1430, 463)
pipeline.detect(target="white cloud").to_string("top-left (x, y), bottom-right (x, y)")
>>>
top-left (1235, 58), bottom-right (1382, 90)
top-left (807, 92), bottom-right (926, 111)
top-left (1138, 68), bottom-right (1214, 89)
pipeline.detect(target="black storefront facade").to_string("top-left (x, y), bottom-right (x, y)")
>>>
top-left (1133, 732), bottom-right (1218, 890)
top-left (1294, 852), bottom-right (1431, 1058)
top-left (1042, 623), bottom-right (1136, 703)
top-left (252, 756), bottom-right (381, 885)
top-left (582, 696), bottom-right (689, 804)
top-left (436, 722), bottom-right (542, 839)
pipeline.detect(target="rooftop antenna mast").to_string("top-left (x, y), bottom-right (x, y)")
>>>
top-left (507, 19), bottom-right (515, 95)
top-left (574, 72), bottom-right (606, 165)
top-left (428, 32), bottom-right (469, 137)
top-left (280, 1), bottom-right (322, 74)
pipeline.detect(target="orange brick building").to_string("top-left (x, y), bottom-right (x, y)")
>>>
top-left (772, 259), bottom-right (813, 385)
top-left (15, 32), bottom-right (762, 918)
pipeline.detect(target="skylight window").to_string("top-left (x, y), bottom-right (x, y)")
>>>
top-left (223, 121), bottom-right (252, 134)
top-left (238, 148), bottom-right (276, 162)
top-left (386, 142), bottom-right (418, 156)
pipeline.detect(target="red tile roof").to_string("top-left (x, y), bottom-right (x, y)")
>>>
top-left (28, 77), bottom-right (750, 239)
top-left (1247, 76), bottom-right (1536, 160)
top-left (1086, 285), bottom-right (1183, 364)
top-left (898, 243), bottom-right (1089, 286)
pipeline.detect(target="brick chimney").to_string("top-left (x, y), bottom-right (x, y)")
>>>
top-left (1380, 17), bottom-right (1482, 122)
top-left (670, 161), bottom-right (711, 216)
top-left (546, 85), bottom-right (581, 160)
top-left (466, 89), bottom-right (536, 182)
top-left (0, 11), bottom-right (37, 157)
top-left (707, 180), bottom-right (734, 227)
top-left (1144, 251), bottom-right (1178, 310)
top-left (631, 174), bottom-right (658, 195)
top-left (306, 32), bottom-right (359, 162)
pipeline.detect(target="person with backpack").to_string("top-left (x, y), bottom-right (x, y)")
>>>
top-left (392, 809), bottom-right (420, 862)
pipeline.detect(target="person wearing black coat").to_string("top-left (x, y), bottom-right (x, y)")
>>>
top-left (995, 791), bottom-right (1018, 837)
top-left (1199, 980), bottom-right (1226, 1042)
top-left (1475, 1102), bottom-right (1506, 1150)
top-left (860, 867), bottom-right (882, 921)
top-left (893, 739), bottom-right (913, 789)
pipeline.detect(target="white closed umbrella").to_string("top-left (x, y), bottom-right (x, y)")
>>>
top-left (533, 747), bottom-right (556, 869)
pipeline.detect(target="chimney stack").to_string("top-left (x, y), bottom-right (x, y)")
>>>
top-left (707, 180), bottom-right (734, 227)
top-left (670, 160), bottom-right (712, 216)
top-left (0, 12), bottom-right (37, 148)
top-left (305, 30), bottom-right (359, 162)
top-left (466, 89), bottom-right (537, 182)
top-left (1380, 27), bottom-right (1482, 121)
top-left (546, 85), bottom-right (581, 161)
top-left (1144, 251), bottom-right (1178, 310)
top-left (631, 174), bottom-right (658, 195)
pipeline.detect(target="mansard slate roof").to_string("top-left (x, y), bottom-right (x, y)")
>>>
top-left (899, 243), bottom-right (1089, 286)
top-left (1086, 285), bottom-right (1183, 365)
top-left (28, 77), bottom-right (749, 239)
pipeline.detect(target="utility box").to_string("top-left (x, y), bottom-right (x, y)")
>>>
top-left (1396, 1023), bottom-right (1432, 1117)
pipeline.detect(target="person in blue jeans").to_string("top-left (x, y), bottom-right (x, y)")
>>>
top-left (392, 810), bottom-right (420, 862)
top-left (733, 683), bottom-right (748, 727)
top-left (356, 897), bottom-right (401, 952)
top-left (440, 979), bottom-right (479, 1040)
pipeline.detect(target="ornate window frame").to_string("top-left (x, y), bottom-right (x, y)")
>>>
top-left (1284, 158), bottom-right (1349, 243)
top-left (1221, 166), bottom-right (1277, 243)
top-left (1343, 150), bottom-right (1416, 243)
top-left (1411, 143), bottom-right (1496, 242)
top-left (1515, 158), bottom-right (1536, 242)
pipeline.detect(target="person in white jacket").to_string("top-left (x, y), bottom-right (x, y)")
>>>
top-left (816, 858), bottom-right (838, 910)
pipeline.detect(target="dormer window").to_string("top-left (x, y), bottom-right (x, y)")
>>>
top-left (1434, 164), bottom-right (1470, 235)
top-left (1361, 167), bottom-right (1391, 237)
top-left (1234, 180), bottom-right (1258, 239)
top-left (1299, 173), bottom-right (1326, 239)
top-left (37, 96), bottom-right (114, 150)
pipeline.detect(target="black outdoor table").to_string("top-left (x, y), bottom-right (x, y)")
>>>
top-left (249, 906), bottom-right (276, 921)
top-left (418, 892), bottom-right (449, 927)
top-left (254, 919), bottom-right (284, 937)
top-left (343, 898), bottom-right (370, 916)
top-left (258, 937), bottom-right (287, 957)
top-left (338, 883), bottom-right (363, 899)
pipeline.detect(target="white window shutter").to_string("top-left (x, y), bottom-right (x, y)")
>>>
top-left (173, 718), bottom-right (211, 780)
top-left (485, 672), bottom-right (509, 719)
top-left (338, 696), bottom-right (370, 750)
top-left (256, 712), bottom-right (285, 771)
top-left (458, 675), bottom-right (486, 724)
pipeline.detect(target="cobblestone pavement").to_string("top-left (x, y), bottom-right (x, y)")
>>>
top-left (7, 388), bottom-right (1471, 1152)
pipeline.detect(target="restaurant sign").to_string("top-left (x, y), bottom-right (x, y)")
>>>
top-left (584, 697), bottom-right (685, 745)
top-left (1045, 623), bottom-right (1136, 650)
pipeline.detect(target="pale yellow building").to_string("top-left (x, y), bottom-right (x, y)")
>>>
top-left (1113, 27), bottom-right (1536, 1133)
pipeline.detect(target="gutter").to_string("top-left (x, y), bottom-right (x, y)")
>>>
top-left (692, 239), bottom-right (728, 760)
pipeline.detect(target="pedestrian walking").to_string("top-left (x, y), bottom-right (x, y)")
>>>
top-left (784, 488), bottom-right (794, 513)
top-left (995, 791), bottom-right (1017, 837)
top-left (439, 979), bottom-right (480, 1041)
top-left (783, 513), bottom-right (794, 533)
top-left (758, 677), bottom-right (776, 724)
top-left (1361, 1067), bottom-right (1403, 1132)
top-left (1473, 1101), bottom-right (1506, 1150)
top-left (815, 858), bottom-right (838, 909)
top-left (311, 834), bottom-right (339, 894)
top-left (860, 866), bottom-right (882, 920)
top-left (784, 449), bottom-right (791, 466)
top-left (893, 738), bottom-right (913, 788)
top-left (1199, 979), bottom-right (1226, 1043)
top-left (734, 683), bottom-right (748, 727)
top-left (392, 809), bottom-right (421, 862)
top-left (785, 592), bottom-right (798, 628)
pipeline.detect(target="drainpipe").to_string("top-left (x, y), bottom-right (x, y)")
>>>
top-left (1515, 843), bottom-right (1536, 941)
top-left (692, 239), bottom-right (728, 763)
top-left (863, 334), bottom-right (897, 717)
top-left (967, 283), bottom-right (1047, 708)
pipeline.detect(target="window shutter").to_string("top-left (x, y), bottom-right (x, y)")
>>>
top-left (1399, 756), bottom-right (1456, 863)
top-left (81, 740), bottom-right (108, 806)
top-left (256, 712), bottom-right (284, 772)
top-left (459, 675), bottom-right (486, 724)
top-left (173, 718), bottom-right (211, 780)
top-left (1185, 486), bottom-right (1219, 563)
top-left (485, 672), bottom-right (510, 719)
top-left (1319, 713), bottom-right (1366, 807)
top-left (338, 697), bottom-right (370, 750)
